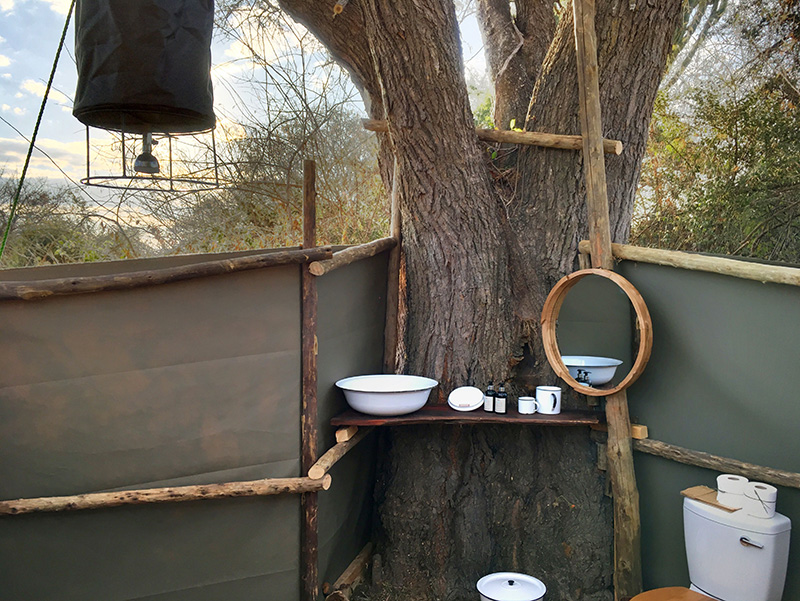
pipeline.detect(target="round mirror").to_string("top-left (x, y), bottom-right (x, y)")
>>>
top-left (541, 268), bottom-right (653, 396)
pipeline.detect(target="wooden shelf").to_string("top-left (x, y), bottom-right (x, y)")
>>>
top-left (330, 405), bottom-right (604, 427)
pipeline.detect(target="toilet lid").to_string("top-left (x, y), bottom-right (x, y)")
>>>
top-left (632, 587), bottom-right (714, 601)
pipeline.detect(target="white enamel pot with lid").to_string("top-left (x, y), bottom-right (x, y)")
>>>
top-left (477, 572), bottom-right (546, 601)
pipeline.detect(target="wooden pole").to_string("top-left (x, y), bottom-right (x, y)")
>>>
top-left (308, 427), bottom-right (373, 480)
top-left (606, 391), bottom-right (642, 599)
top-left (335, 426), bottom-right (360, 444)
top-left (572, 0), bottom-right (642, 597)
top-left (308, 237), bottom-right (397, 276)
top-left (0, 247), bottom-right (334, 301)
top-left (634, 439), bottom-right (800, 489)
top-left (0, 475), bottom-right (332, 516)
top-left (578, 240), bottom-right (800, 288)
top-left (383, 157), bottom-right (402, 373)
top-left (301, 159), bottom-right (320, 601)
top-left (574, 0), bottom-right (613, 272)
top-left (362, 119), bottom-right (624, 155)
top-left (325, 542), bottom-right (373, 601)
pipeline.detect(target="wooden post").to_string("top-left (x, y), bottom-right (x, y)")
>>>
top-left (301, 159), bottom-right (320, 601)
top-left (573, 0), bottom-right (613, 272)
top-left (572, 0), bottom-right (642, 597)
top-left (383, 157), bottom-right (402, 373)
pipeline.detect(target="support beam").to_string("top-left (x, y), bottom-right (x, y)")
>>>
top-left (309, 427), bottom-right (373, 480)
top-left (325, 542), bottom-right (373, 601)
top-left (362, 119), bottom-right (624, 155)
top-left (308, 237), bottom-right (397, 276)
top-left (0, 247), bottom-right (334, 301)
top-left (0, 475), bottom-right (332, 516)
top-left (335, 426), bottom-right (360, 444)
top-left (606, 391), bottom-right (643, 598)
top-left (634, 439), bottom-right (800, 489)
top-left (383, 157), bottom-right (402, 373)
top-left (572, 0), bottom-right (641, 597)
top-left (578, 240), bottom-right (800, 288)
top-left (301, 159), bottom-right (320, 601)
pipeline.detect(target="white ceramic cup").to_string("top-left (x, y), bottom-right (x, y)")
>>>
top-left (535, 386), bottom-right (561, 414)
top-left (518, 396), bottom-right (537, 414)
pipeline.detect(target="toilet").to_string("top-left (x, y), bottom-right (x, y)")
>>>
top-left (633, 497), bottom-right (791, 601)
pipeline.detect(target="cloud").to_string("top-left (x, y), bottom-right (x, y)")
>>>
top-left (0, 55), bottom-right (8, 68)
top-left (0, 0), bottom-right (14, 12)
top-left (1, 73), bottom-right (10, 79)
top-left (38, 0), bottom-right (71, 15)
top-left (0, 135), bottom-right (86, 179)
top-left (20, 79), bottom-right (70, 104)
top-left (13, 107), bottom-right (25, 116)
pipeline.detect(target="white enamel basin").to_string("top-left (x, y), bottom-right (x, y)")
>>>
top-left (336, 374), bottom-right (438, 416)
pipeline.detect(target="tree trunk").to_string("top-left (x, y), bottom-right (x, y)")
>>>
top-left (278, 1), bottom-right (681, 599)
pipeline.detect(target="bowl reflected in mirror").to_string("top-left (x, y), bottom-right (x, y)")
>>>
top-left (560, 355), bottom-right (623, 386)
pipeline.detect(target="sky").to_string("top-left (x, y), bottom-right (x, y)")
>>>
top-left (0, 0), bottom-right (486, 190)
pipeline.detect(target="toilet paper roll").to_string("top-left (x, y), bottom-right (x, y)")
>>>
top-left (716, 474), bottom-right (748, 508)
top-left (717, 474), bottom-right (748, 493)
top-left (744, 482), bottom-right (778, 519)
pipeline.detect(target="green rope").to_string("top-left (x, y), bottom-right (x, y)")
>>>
top-left (0, 0), bottom-right (77, 261)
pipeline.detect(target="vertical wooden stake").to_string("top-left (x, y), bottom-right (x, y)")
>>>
top-left (383, 157), bottom-right (402, 374)
top-left (606, 390), bottom-right (642, 599)
top-left (301, 159), bottom-right (320, 601)
top-left (573, 0), bottom-right (613, 271)
top-left (572, 0), bottom-right (642, 598)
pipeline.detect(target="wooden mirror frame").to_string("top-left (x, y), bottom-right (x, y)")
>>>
top-left (541, 268), bottom-right (653, 397)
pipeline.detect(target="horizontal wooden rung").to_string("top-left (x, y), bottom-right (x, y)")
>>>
top-left (0, 475), bottom-right (332, 516)
top-left (362, 119), bottom-right (623, 155)
top-left (591, 423), bottom-right (649, 439)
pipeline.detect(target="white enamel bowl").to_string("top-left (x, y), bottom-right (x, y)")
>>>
top-left (336, 374), bottom-right (438, 416)
top-left (561, 355), bottom-right (623, 386)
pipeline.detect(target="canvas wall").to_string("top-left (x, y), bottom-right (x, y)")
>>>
top-left (0, 248), bottom-right (387, 600)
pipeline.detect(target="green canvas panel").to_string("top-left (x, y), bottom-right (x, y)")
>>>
top-left (0, 248), bottom-right (389, 600)
top-left (618, 260), bottom-right (800, 598)
top-left (0, 256), bottom-right (303, 599)
top-left (317, 253), bottom-right (388, 586)
top-left (0, 498), bottom-right (299, 600)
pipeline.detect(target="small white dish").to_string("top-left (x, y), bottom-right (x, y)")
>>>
top-left (447, 386), bottom-right (484, 411)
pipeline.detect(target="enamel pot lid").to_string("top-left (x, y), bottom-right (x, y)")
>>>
top-left (477, 572), bottom-right (546, 601)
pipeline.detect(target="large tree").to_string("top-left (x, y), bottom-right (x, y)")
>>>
top-left (276, 0), bottom-right (682, 598)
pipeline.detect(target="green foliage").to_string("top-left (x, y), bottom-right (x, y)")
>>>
top-left (472, 94), bottom-right (494, 129)
top-left (632, 83), bottom-right (800, 262)
top-left (0, 176), bottom-right (145, 268)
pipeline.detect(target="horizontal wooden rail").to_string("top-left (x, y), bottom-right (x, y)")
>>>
top-left (578, 240), bottom-right (800, 287)
top-left (309, 237), bottom-right (397, 276)
top-left (308, 427), bottom-right (373, 479)
top-left (363, 119), bottom-right (623, 155)
top-left (0, 246), bottom-right (334, 301)
top-left (633, 438), bottom-right (800, 489)
top-left (0, 475), bottom-right (332, 516)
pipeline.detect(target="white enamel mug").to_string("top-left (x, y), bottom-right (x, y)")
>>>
top-left (517, 396), bottom-right (537, 414)
top-left (535, 386), bottom-right (561, 414)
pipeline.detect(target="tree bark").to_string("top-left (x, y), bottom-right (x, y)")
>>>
top-left (275, 1), bottom-right (682, 599)
top-left (476, 0), bottom-right (555, 129)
